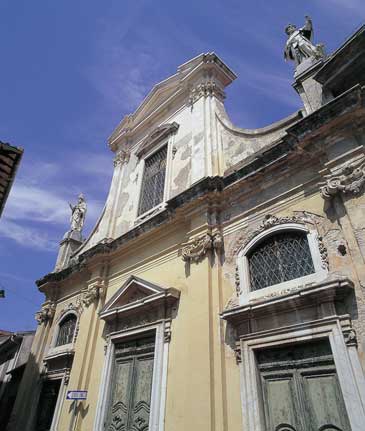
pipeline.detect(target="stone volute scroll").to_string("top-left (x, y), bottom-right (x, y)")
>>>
top-left (319, 156), bottom-right (365, 201)
top-left (284, 16), bottom-right (325, 67)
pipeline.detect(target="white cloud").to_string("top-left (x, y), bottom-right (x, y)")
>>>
top-left (0, 219), bottom-right (58, 251)
top-left (1, 155), bottom-right (106, 251)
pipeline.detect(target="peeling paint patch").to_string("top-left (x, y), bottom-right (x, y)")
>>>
top-left (194, 131), bottom-right (204, 145)
top-left (173, 163), bottom-right (190, 194)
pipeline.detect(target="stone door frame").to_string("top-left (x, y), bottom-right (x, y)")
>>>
top-left (238, 316), bottom-right (365, 431)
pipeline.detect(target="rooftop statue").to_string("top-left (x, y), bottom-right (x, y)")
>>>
top-left (284, 16), bottom-right (325, 66)
top-left (69, 193), bottom-right (87, 232)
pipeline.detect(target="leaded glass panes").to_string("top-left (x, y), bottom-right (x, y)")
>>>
top-left (55, 314), bottom-right (76, 346)
top-left (138, 146), bottom-right (167, 216)
top-left (248, 231), bottom-right (315, 291)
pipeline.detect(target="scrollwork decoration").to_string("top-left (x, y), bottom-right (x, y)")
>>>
top-left (181, 232), bottom-right (223, 263)
top-left (35, 300), bottom-right (56, 325)
top-left (320, 157), bottom-right (365, 200)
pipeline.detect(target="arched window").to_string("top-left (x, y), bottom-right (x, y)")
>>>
top-left (247, 230), bottom-right (315, 291)
top-left (55, 314), bottom-right (77, 346)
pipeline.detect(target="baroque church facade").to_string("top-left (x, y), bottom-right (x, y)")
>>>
top-left (8, 20), bottom-right (365, 431)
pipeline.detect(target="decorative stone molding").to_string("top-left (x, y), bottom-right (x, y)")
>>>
top-left (64, 368), bottom-right (71, 385)
top-left (136, 122), bottom-right (179, 158)
top-left (318, 235), bottom-right (329, 270)
top-left (181, 232), bottom-right (223, 263)
top-left (113, 150), bottom-right (130, 167)
top-left (188, 81), bottom-right (225, 106)
top-left (239, 214), bottom-right (305, 252)
top-left (320, 156), bottom-right (365, 200)
top-left (235, 264), bottom-right (241, 295)
top-left (164, 321), bottom-right (172, 344)
top-left (35, 300), bottom-right (56, 325)
top-left (58, 299), bottom-right (83, 319)
top-left (234, 345), bottom-right (242, 364)
top-left (212, 232), bottom-right (224, 251)
top-left (344, 329), bottom-right (357, 347)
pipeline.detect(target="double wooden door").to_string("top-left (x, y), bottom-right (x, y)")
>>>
top-left (105, 336), bottom-right (155, 431)
top-left (257, 340), bottom-right (351, 431)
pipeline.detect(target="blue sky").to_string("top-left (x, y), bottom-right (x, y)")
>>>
top-left (0, 0), bottom-right (364, 331)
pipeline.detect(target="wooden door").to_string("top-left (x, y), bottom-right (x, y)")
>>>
top-left (257, 340), bottom-right (351, 431)
top-left (105, 336), bottom-right (155, 431)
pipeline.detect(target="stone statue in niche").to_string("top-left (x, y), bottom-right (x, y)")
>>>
top-left (69, 194), bottom-right (87, 232)
top-left (284, 16), bottom-right (325, 66)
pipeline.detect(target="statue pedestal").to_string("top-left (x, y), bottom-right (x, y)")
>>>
top-left (54, 230), bottom-right (83, 272)
top-left (292, 56), bottom-right (331, 115)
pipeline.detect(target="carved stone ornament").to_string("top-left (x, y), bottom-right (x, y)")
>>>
top-left (320, 157), bottom-right (365, 200)
top-left (181, 232), bottom-right (223, 263)
top-left (234, 346), bottom-right (242, 364)
top-left (244, 214), bottom-right (305, 249)
top-left (344, 329), bottom-right (357, 347)
top-left (188, 81), bottom-right (225, 106)
top-left (136, 123), bottom-right (179, 158)
top-left (318, 236), bottom-right (329, 270)
top-left (35, 300), bottom-right (56, 325)
top-left (113, 149), bottom-right (130, 167)
top-left (58, 299), bottom-right (83, 318)
top-left (81, 278), bottom-right (106, 307)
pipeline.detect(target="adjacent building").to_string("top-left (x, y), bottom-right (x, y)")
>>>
top-left (8, 21), bottom-right (365, 431)
top-left (0, 330), bottom-right (35, 429)
top-left (0, 141), bottom-right (23, 218)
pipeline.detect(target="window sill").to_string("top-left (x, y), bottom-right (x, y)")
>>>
top-left (45, 344), bottom-right (75, 361)
top-left (134, 202), bottom-right (166, 226)
top-left (239, 269), bottom-right (328, 306)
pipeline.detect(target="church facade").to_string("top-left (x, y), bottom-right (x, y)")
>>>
top-left (8, 21), bottom-right (365, 431)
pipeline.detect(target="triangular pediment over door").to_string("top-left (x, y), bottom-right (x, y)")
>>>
top-left (99, 275), bottom-right (180, 322)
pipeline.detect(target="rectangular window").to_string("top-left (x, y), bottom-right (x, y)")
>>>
top-left (138, 146), bottom-right (167, 216)
top-left (257, 340), bottom-right (351, 431)
top-left (104, 335), bottom-right (155, 431)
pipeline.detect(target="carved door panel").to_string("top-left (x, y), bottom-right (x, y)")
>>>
top-left (35, 379), bottom-right (61, 431)
top-left (105, 336), bottom-right (155, 431)
top-left (257, 340), bottom-right (351, 431)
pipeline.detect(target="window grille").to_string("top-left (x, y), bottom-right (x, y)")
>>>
top-left (138, 145), bottom-right (167, 215)
top-left (248, 231), bottom-right (315, 291)
top-left (55, 314), bottom-right (77, 346)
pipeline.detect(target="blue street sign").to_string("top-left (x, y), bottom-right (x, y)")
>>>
top-left (66, 390), bottom-right (88, 400)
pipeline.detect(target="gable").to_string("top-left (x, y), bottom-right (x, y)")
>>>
top-left (100, 276), bottom-right (180, 321)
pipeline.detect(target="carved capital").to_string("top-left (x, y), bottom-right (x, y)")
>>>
top-left (113, 149), bottom-right (130, 167)
top-left (35, 300), bottom-right (56, 325)
top-left (320, 157), bottom-right (365, 200)
top-left (188, 81), bottom-right (225, 106)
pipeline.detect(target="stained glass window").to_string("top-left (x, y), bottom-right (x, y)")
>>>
top-left (248, 231), bottom-right (315, 291)
top-left (138, 146), bottom-right (167, 216)
top-left (55, 314), bottom-right (77, 346)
